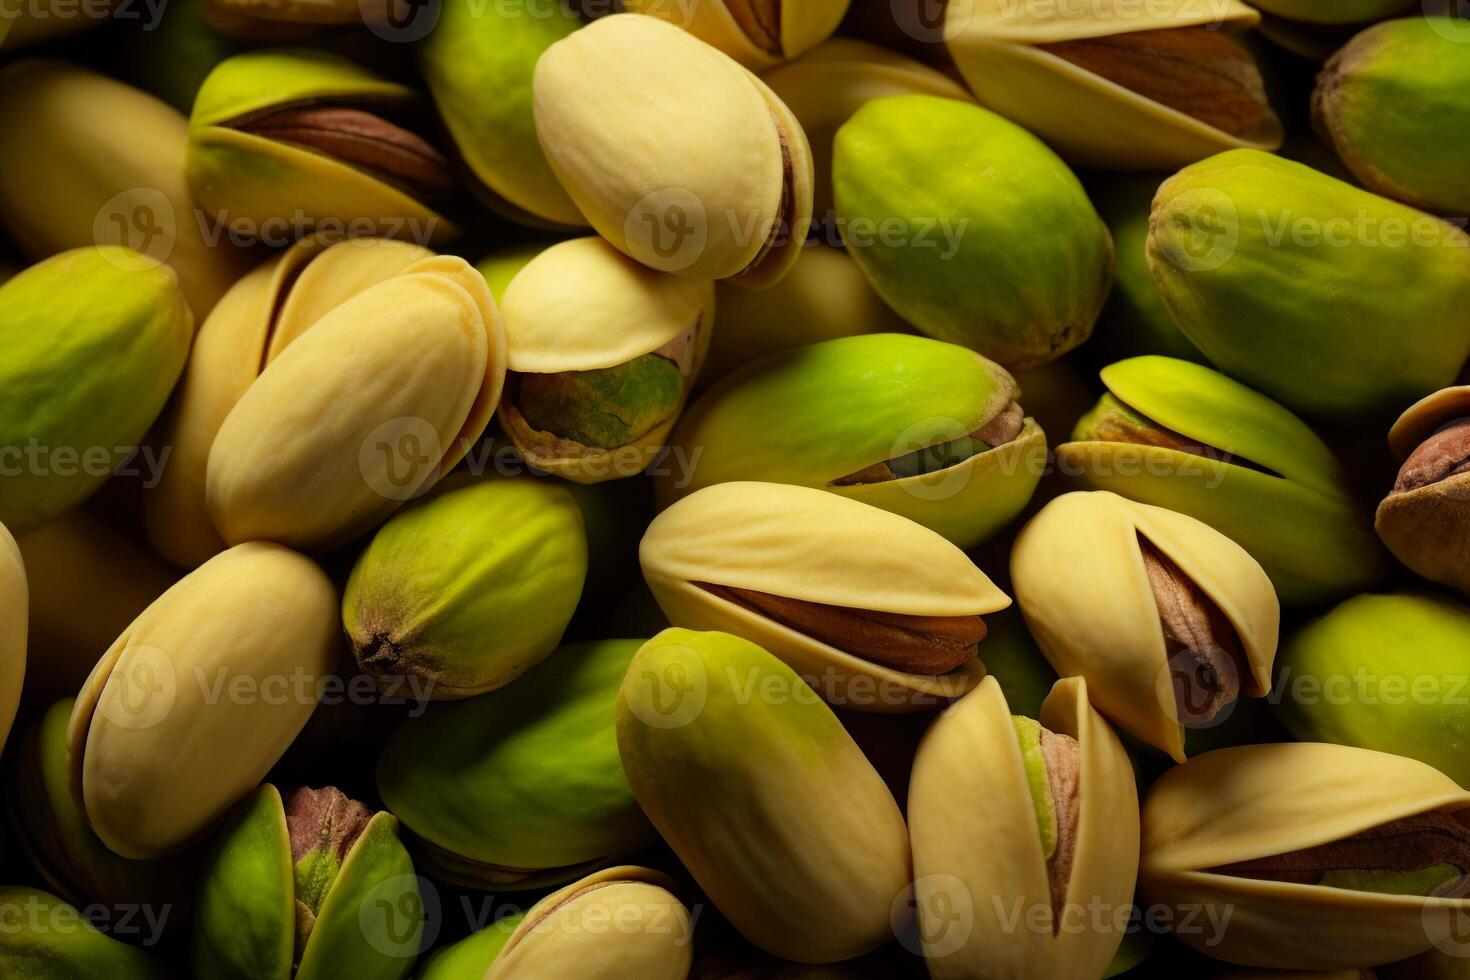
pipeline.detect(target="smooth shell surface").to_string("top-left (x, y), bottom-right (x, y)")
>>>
top-left (0, 521), bottom-right (26, 754)
top-left (623, 0), bottom-right (851, 69)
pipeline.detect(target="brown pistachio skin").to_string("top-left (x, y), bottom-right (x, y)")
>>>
top-left (1038, 724), bottom-right (1082, 917)
top-left (1376, 419), bottom-right (1470, 597)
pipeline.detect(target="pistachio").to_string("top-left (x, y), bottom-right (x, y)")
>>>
top-left (1393, 420), bottom-right (1470, 493)
top-left (0, 519), bottom-right (25, 755)
top-left (623, 0), bottom-right (850, 69)
top-left (1141, 538), bottom-right (1245, 726)
top-left (1377, 387), bottom-right (1470, 596)
top-left (0, 886), bottom-right (171, 979)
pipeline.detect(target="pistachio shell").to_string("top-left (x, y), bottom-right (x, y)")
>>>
top-left (943, 0), bottom-right (1281, 169)
top-left (146, 236), bottom-right (435, 568)
top-left (833, 95), bottom-right (1113, 368)
top-left (206, 255), bottom-right (506, 550)
top-left (0, 247), bottom-right (193, 531)
top-left (0, 59), bottom-right (251, 316)
top-left (641, 482), bottom-right (1009, 711)
top-left (0, 520), bottom-right (25, 753)
top-left (1057, 356), bottom-right (1385, 605)
top-left (1248, 0), bottom-right (1414, 24)
top-left (377, 639), bottom-right (653, 889)
top-left (187, 49), bottom-right (458, 245)
top-left (0, 886), bottom-right (170, 979)
top-left (67, 542), bottom-right (338, 858)
top-left (1140, 742), bottom-right (1470, 969)
top-left (1011, 491), bottom-right (1279, 761)
top-left (483, 866), bottom-right (693, 979)
top-left (1377, 390), bottom-right (1470, 596)
top-left (661, 333), bottom-right (1046, 548)
top-left (1314, 18), bottom-right (1470, 217)
top-left (533, 14), bottom-right (813, 286)
top-left (417, 911), bottom-right (525, 980)
top-left (617, 629), bottom-right (911, 962)
top-left (1148, 150), bottom-right (1470, 421)
top-left (910, 677), bottom-right (1139, 979)
top-left (623, 0), bottom-right (850, 69)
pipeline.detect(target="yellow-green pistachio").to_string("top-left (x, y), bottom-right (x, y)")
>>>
top-left (0, 60), bottom-right (252, 318)
top-left (418, 0), bottom-right (586, 228)
top-left (147, 235), bottom-right (435, 568)
top-left (618, 629), bottom-right (912, 963)
top-left (1011, 491), bottom-right (1279, 762)
top-left (417, 911), bottom-right (524, 980)
top-left (1377, 386), bottom-right (1470, 597)
top-left (911, 677), bottom-right (1139, 980)
top-left (496, 236), bottom-right (715, 483)
top-left (0, 248), bottom-right (193, 532)
top-left (193, 785), bottom-right (421, 980)
top-left (943, 0), bottom-right (1281, 169)
top-left (1141, 742), bottom-right (1470, 969)
top-left (642, 482), bottom-right (1010, 711)
top-left (1059, 356), bottom-right (1385, 605)
top-left (188, 49), bottom-right (459, 246)
top-left (533, 13), bottom-right (813, 287)
top-left (0, 519), bottom-right (24, 754)
top-left (0, 886), bottom-right (171, 979)
top-left (206, 254), bottom-right (506, 551)
top-left (67, 542), bottom-right (338, 859)
top-left (661, 333), bottom-right (1046, 548)
top-left (623, 0), bottom-right (850, 70)
top-left (377, 639), bottom-right (654, 891)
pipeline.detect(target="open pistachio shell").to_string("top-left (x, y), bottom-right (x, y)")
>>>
top-left (0, 520), bottom-right (25, 754)
top-left (623, 0), bottom-right (850, 69)
top-left (0, 886), bottom-right (171, 979)
top-left (483, 866), bottom-right (693, 979)
top-left (911, 677), bottom-right (1138, 979)
top-left (146, 236), bottom-right (435, 568)
top-left (0, 248), bottom-right (193, 532)
top-left (0, 59), bottom-right (251, 317)
top-left (193, 785), bottom-right (420, 980)
top-left (496, 236), bottom-right (715, 483)
top-left (661, 333), bottom-right (1046, 548)
top-left (67, 542), bottom-right (338, 858)
top-left (943, 0), bottom-right (1281, 170)
top-left (188, 49), bottom-right (458, 245)
top-left (533, 13), bottom-right (813, 287)
top-left (642, 482), bottom-right (1009, 712)
top-left (206, 255), bottom-right (505, 550)
top-left (1012, 491), bottom-right (1279, 762)
top-left (1378, 386), bottom-right (1470, 596)
top-left (619, 629), bottom-right (911, 962)
top-left (1141, 742), bottom-right (1470, 969)
top-left (377, 639), bottom-right (653, 890)
top-left (1058, 356), bottom-right (1385, 605)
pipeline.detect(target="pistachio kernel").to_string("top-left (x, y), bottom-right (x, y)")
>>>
top-left (1075, 393), bottom-right (1278, 476)
top-left (1014, 716), bottom-right (1081, 923)
top-left (832, 400), bottom-right (1025, 485)
top-left (285, 786), bottom-right (374, 963)
top-left (736, 113), bottom-right (797, 281)
top-left (728, 0), bottom-right (780, 56)
top-left (1392, 419), bottom-right (1470, 495)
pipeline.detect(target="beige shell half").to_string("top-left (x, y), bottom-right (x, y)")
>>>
top-left (0, 521), bottom-right (27, 755)
top-left (943, 0), bottom-right (1282, 169)
top-left (1011, 491), bottom-right (1279, 761)
top-left (623, 0), bottom-right (850, 70)
top-left (640, 481), bottom-right (1009, 712)
top-left (1141, 742), bottom-right (1470, 969)
top-left (1388, 385), bottom-right (1470, 460)
top-left (911, 676), bottom-right (1139, 979)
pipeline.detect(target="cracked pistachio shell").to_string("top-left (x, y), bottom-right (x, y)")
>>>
top-left (661, 333), bottom-right (1046, 547)
top-left (943, 0), bottom-right (1281, 169)
top-left (187, 49), bottom-right (458, 245)
top-left (345, 476), bottom-right (588, 700)
top-left (1148, 150), bottom-right (1470, 421)
top-left (206, 255), bottom-right (506, 551)
top-left (1315, 19), bottom-right (1470, 219)
top-left (533, 14), bottom-right (813, 287)
top-left (147, 236), bottom-right (435, 568)
top-left (483, 866), bottom-right (692, 980)
top-left (0, 247), bottom-right (193, 532)
top-left (618, 629), bottom-right (912, 963)
top-left (911, 677), bottom-right (1139, 980)
top-left (1277, 593), bottom-right (1470, 788)
top-left (833, 95), bottom-right (1113, 368)
top-left (1248, 0), bottom-right (1414, 24)
top-left (418, 0), bottom-right (585, 228)
top-left (0, 520), bottom-right (24, 754)
top-left (641, 482), bottom-right (1009, 711)
top-left (193, 785), bottom-right (420, 980)
top-left (1378, 388), bottom-right (1470, 595)
top-left (757, 38), bottom-right (970, 221)
top-left (0, 886), bottom-right (170, 979)
top-left (0, 60), bottom-right (251, 318)
top-left (1140, 742), bottom-right (1470, 969)
top-left (1058, 356), bottom-right (1385, 605)
top-left (66, 542), bottom-right (338, 859)
top-left (497, 236), bottom-right (715, 483)
top-left (1011, 491), bottom-right (1279, 762)
top-left (623, 0), bottom-right (850, 69)
top-left (377, 639), bottom-right (653, 890)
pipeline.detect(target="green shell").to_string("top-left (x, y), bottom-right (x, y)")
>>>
top-left (833, 94), bottom-right (1113, 369)
top-left (0, 248), bottom-right (192, 531)
top-left (1148, 149), bottom-right (1470, 421)
top-left (0, 886), bottom-right (170, 979)
top-left (417, 912), bottom-right (526, 980)
top-left (376, 639), bottom-right (654, 889)
top-left (517, 355), bottom-right (684, 450)
top-left (1247, 0), bottom-right (1414, 24)
top-left (1058, 356), bottom-right (1384, 605)
top-left (660, 333), bottom-right (1045, 548)
top-left (1277, 592), bottom-right (1470, 787)
top-left (343, 476), bottom-right (588, 699)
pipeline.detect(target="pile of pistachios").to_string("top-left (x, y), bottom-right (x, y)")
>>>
top-left (2, 0), bottom-right (1469, 977)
